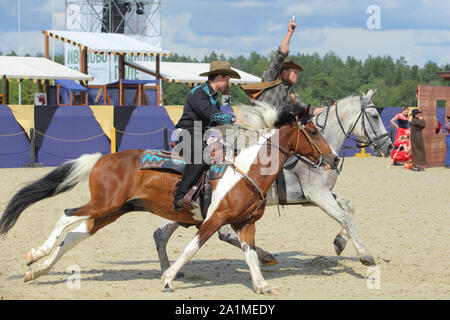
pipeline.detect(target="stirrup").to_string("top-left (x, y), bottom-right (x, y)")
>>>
top-left (174, 198), bottom-right (184, 211)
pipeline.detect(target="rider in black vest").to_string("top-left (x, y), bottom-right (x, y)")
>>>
top-left (173, 61), bottom-right (240, 211)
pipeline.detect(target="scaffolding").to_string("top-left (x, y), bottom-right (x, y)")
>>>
top-left (65, 0), bottom-right (161, 44)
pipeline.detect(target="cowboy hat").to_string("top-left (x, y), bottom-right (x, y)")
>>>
top-left (199, 61), bottom-right (241, 79)
top-left (282, 60), bottom-right (303, 72)
top-left (411, 109), bottom-right (422, 117)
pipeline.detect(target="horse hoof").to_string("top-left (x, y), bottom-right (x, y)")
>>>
top-left (265, 287), bottom-right (280, 295)
top-left (360, 255), bottom-right (376, 266)
top-left (26, 250), bottom-right (35, 266)
top-left (163, 283), bottom-right (175, 293)
top-left (24, 270), bottom-right (33, 282)
top-left (262, 255), bottom-right (278, 266)
top-left (333, 237), bottom-right (347, 256)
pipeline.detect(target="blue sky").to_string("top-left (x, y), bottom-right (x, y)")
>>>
top-left (1, 0), bottom-right (450, 67)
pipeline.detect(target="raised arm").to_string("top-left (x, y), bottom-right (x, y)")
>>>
top-left (280, 19), bottom-right (297, 54)
top-left (262, 19), bottom-right (297, 82)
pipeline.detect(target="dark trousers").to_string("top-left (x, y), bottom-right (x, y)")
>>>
top-left (173, 133), bottom-right (210, 201)
top-left (174, 163), bottom-right (209, 200)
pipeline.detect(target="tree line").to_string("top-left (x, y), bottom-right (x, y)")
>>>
top-left (162, 51), bottom-right (449, 107)
top-left (1, 49), bottom-right (449, 107)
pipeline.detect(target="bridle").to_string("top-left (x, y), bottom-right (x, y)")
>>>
top-left (224, 115), bottom-right (331, 220)
top-left (316, 97), bottom-right (390, 162)
top-left (267, 116), bottom-right (330, 169)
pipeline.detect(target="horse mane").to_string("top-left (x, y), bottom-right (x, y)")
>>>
top-left (314, 94), bottom-right (359, 118)
top-left (232, 100), bottom-right (278, 131)
top-left (233, 99), bottom-right (306, 131)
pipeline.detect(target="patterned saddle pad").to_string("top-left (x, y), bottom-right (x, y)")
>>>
top-left (139, 149), bottom-right (228, 180)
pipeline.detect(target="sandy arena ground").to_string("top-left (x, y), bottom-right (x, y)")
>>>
top-left (0, 157), bottom-right (448, 300)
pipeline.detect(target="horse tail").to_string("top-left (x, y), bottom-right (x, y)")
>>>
top-left (0, 152), bottom-right (103, 236)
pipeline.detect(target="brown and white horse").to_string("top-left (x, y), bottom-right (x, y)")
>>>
top-left (0, 102), bottom-right (338, 294)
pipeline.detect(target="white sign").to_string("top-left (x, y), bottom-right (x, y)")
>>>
top-left (34, 93), bottom-right (47, 105)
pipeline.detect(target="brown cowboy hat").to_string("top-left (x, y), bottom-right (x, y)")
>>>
top-left (282, 60), bottom-right (303, 72)
top-left (199, 60), bottom-right (241, 79)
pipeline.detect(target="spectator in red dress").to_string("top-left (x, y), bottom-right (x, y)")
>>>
top-left (390, 106), bottom-right (410, 141)
top-left (390, 134), bottom-right (411, 166)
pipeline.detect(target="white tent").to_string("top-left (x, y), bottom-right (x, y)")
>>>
top-left (0, 56), bottom-right (92, 81)
top-left (127, 61), bottom-right (261, 85)
top-left (43, 30), bottom-right (170, 56)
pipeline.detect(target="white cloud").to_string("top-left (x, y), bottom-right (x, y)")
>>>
top-left (231, 1), bottom-right (267, 8)
top-left (415, 30), bottom-right (450, 46)
top-left (27, 0), bottom-right (65, 14)
top-left (161, 12), bottom-right (275, 58)
top-left (286, 0), bottom-right (353, 17)
top-left (294, 27), bottom-right (449, 66)
top-left (0, 30), bottom-right (45, 55)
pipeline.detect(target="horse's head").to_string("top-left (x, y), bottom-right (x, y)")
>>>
top-left (276, 104), bottom-right (340, 170)
top-left (352, 89), bottom-right (393, 156)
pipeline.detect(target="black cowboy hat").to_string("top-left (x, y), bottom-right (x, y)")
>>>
top-left (411, 109), bottom-right (422, 117)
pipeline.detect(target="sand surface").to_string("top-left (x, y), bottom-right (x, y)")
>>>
top-left (0, 157), bottom-right (448, 300)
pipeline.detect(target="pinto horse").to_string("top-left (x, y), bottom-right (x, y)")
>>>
top-left (154, 90), bottom-right (391, 271)
top-left (0, 102), bottom-right (338, 294)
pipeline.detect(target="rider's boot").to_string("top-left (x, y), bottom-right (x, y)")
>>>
top-left (173, 164), bottom-right (206, 211)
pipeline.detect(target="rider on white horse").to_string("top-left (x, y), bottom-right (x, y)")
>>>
top-left (242, 18), bottom-right (325, 117)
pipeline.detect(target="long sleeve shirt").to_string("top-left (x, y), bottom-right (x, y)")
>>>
top-left (257, 47), bottom-right (314, 116)
top-left (176, 81), bottom-right (234, 134)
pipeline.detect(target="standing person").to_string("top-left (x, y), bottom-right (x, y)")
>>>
top-left (241, 18), bottom-right (324, 116)
top-left (410, 109), bottom-right (427, 171)
top-left (173, 61), bottom-right (240, 211)
top-left (445, 115), bottom-right (450, 168)
top-left (390, 106), bottom-right (410, 141)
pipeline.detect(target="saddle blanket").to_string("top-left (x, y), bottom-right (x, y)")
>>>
top-left (139, 149), bottom-right (228, 180)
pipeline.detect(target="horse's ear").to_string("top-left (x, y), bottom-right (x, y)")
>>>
top-left (364, 89), bottom-right (376, 103)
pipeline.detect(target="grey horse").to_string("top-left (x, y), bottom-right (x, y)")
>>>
top-left (153, 89), bottom-right (393, 273)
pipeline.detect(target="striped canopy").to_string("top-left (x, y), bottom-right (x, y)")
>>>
top-left (43, 30), bottom-right (170, 57)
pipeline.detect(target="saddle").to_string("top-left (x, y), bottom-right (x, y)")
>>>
top-left (140, 149), bottom-right (228, 219)
top-left (140, 149), bottom-right (227, 180)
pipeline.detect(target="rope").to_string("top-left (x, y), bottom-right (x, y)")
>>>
top-left (34, 130), bottom-right (106, 142)
top-left (0, 130), bottom-right (26, 137)
top-left (114, 127), bottom-right (166, 136)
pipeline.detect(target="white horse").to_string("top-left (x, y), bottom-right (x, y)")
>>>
top-left (154, 89), bottom-right (392, 273)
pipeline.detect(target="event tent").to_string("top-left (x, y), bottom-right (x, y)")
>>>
top-left (0, 56), bottom-right (93, 104)
top-left (0, 56), bottom-right (93, 81)
top-left (126, 61), bottom-right (262, 85)
top-left (43, 30), bottom-right (171, 57)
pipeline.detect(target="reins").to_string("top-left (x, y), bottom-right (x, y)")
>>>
top-left (315, 96), bottom-right (390, 172)
top-left (226, 117), bottom-right (326, 221)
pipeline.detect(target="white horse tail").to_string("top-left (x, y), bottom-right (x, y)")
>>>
top-left (0, 153), bottom-right (103, 236)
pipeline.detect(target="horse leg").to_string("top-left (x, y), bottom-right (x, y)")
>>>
top-left (308, 191), bottom-right (376, 266)
top-left (24, 217), bottom-right (93, 282)
top-left (232, 222), bottom-right (279, 294)
top-left (26, 210), bottom-right (89, 266)
top-left (218, 224), bottom-right (278, 266)
top-left (332, 194), bottom-right (355, 256)
top-left (24, 200), bottom-right (127, 282)
top-left (153, 219), bottom-right (182, 275)
top-left (161, 216), bottom-right (224, 292)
